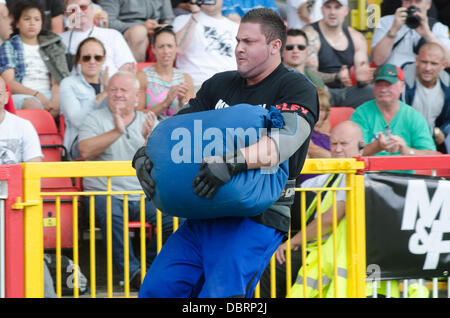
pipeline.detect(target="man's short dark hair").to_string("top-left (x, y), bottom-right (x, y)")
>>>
top-left (241, 8), bottom-right (287, 54)
top-left (287, 29), bottom-right (309, 46)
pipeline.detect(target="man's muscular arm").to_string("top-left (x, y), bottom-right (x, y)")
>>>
top-left (302, 25), bottom-right (340, 84)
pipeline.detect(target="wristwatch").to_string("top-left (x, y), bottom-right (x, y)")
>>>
top-left (387, 30), bottom-right (396, 39)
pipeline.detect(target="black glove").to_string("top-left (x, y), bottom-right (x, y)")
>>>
top-left (193, 150), bottom-right (248, 199)
top-left (132, 146), bottom-right (155, 200)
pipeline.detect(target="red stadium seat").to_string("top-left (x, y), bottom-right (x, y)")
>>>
top-left (16, 109), bottom-right (68, 162)
top-left (329, 107), bottom-right (355, 129)
top-left (59, 114), bottom-right (66, 142)
top-left (128, 221), bottom-right (155, 241)
top-left (146, 44), bottom-right (157, 63)
top-left (41, 177), bottom-right (82, 249)
top-left (4, 82), bottom-right (16, 114)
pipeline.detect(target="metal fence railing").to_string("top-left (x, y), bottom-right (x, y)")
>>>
top-left (10, 159), bottom-right (365, 298)
top-left (5, 156), bottom-right (450, 298)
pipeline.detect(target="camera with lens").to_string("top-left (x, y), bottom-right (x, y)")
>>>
top-left (405, 6), bottom-right (421, 29)
top-left (190, 0), bottom-right (216, 5)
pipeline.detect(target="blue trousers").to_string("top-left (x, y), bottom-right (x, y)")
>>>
top-left (84, 196), bottom-right (174, 280)
top-left (138, 217), bottom-right (283, 298)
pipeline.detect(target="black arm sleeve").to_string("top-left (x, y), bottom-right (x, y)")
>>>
top-left (273, 71), bottom-right (319, 177)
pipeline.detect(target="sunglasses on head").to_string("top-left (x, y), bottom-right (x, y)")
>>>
top-left (67, 2), bottom-right (92, 14)
top-left (81, 54), bottom-right (105, 63)
top-left (154, 24), bottom-right (174, 34)
top-left (285, 44), bottom-right (307, 51)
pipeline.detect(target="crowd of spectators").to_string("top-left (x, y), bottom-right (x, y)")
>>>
top-left (0, 0), bottom-right (449, 296)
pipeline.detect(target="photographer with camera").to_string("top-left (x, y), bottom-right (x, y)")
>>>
top-left (173, 0), bottom-right (239, 91)
top-left (371, 0), bottom-right (450, 68)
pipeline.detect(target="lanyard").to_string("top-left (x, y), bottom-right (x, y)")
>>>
top-left (67, 27), bottom-right (95, 53)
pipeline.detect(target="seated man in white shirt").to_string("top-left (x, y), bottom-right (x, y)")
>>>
top-left (62, 0), bottom-right (136, 74)
top-left (0, 77), bottom-right (43, 164)
top-left (371, 0), bottom-right (450, 68)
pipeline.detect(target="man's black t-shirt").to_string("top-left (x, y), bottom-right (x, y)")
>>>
top-left (178, 63), bottom-right (319, 232)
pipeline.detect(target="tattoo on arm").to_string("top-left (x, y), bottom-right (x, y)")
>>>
top-left (305, 27), bottom-right (319, 65)
top-left (304, 28), bottom-right (339, 84)
top-left (309, 68), bottom-right (338, 84)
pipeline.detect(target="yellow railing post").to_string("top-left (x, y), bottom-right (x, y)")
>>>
top-left (89, 195), bottom-right (96, 298)
top-left (21, 163), bottom-right (44, 298)
top-left (345, 173), bottom-right (357, 297)
top-left (72, 195), bottom-right (79, 298)
top-left (106, 177), bottom-right (113, 298)
top-left (345, 173), bottom-right (367, 298)
top-left (123, 194), bottom-right (130, 297)
top-left (140, 195), bottom-right (146, 282)
top-left (156, 209), bottom-right (162, 254)
top-left (300, 191), bottom-right (307, 298)
top-left (55, 196), bottom-right (61, 297)
top-left (353, 174), bottom-right (367, 298)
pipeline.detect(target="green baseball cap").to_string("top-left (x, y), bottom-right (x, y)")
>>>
top-left (373, 64), bottom-right (404, 84)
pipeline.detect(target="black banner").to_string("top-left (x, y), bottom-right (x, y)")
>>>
top-left (364, 172), bottom-right (450, 280)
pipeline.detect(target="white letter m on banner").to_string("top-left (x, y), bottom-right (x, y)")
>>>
top-left (401, 180), bottom-right (450, 270)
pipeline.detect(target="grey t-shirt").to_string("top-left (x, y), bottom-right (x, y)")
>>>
top-left (412, 80), bottom-right (445, 133)
top-left (78, 107), bottom-right (147, 200)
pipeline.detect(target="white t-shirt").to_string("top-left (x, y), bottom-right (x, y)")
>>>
top-left (173, 12), bottom-right (239, 87)
top-left (371, 15), bottom-right (450, 67)
top-left (412, 80), bottom-right (445, 133)
top-left (60, 26), bottom-right (136, 76)
top-left (287, 0), bottom-right (323, 30)
top-left (0, 111), bottom-right (43, 163)
top-left (22, 43), bottom-right (51, 92)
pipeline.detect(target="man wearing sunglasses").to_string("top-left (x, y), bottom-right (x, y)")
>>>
top-left (283, 28), bottom-right (324, 88)
top-left (61, 0), bottom-right (136, 75)
top-left (302, 0), bottom-right (375, 108)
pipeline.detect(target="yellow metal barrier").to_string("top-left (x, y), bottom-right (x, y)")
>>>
top-left (17, 158), bottom-right (366, 298)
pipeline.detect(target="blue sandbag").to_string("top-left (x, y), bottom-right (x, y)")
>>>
top-left (146, 104), bottom-right (289, 219)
